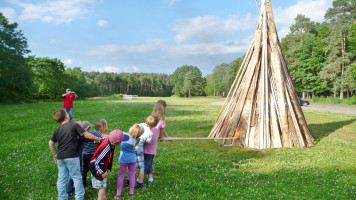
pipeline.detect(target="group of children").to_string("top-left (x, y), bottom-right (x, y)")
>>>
top-left (49, 100), bottom-right (168, 200)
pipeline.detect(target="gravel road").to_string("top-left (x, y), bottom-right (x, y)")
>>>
top-left (211, 102), bottom-right (356, 115)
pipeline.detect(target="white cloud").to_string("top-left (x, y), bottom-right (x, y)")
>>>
top-left (49, 39), bottom-right (61, 44)
top-left (274, 0), bottom-right (333, 37)
top-left (62, 59), bottom-right (73, 65)
top-left (9, 0), bottom-right (94, 24)
top-left (84, 65), bottom-right (120, 73)
top-left (173, 14), bottom-right (256, 43)
top-left (0, 7), bottom-right (16, 23)
top-left (97, 19), bottom-right (109, 27)
top-left (168, 0), bottom-right (181, 8)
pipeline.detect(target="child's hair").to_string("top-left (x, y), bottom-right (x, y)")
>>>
top-left (53, 108), bottom-right (67, 123)
top-left (146, 115), bottom-right (159, 129)
top-left (129, 124), bottom-right (142, 148)
top-left (95, 119), bottom-right (107, 132)
top-left (70, 119), bottom-right (82, 126)
top-left (156, 100), bottom-right (167, 110)
top-left (151, 103), bottom-right (165, 120)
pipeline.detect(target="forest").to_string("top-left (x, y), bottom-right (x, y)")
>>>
top-left (0, 0), bottom-right (355, 102)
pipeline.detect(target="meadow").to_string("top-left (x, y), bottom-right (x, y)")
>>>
top-left (0, 97), bottom-right (355, 199)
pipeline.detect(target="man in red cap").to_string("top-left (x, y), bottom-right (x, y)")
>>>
top-left (62, 88), bottom-right (78, 120)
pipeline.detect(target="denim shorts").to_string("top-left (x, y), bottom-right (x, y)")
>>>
top-left (91, 174), bottom-right (107, 189)
top-left (144, 154), bottom-right (155, 174)
top-left (136, 152), bottom-right (144, 170)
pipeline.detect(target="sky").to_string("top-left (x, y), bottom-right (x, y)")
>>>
top-left (0, 0), bottom-right (334, 76)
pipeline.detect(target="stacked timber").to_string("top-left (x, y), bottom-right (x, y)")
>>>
top-left (208, 0), bottom-right (314, 149)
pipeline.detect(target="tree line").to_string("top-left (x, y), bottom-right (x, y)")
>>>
top-left (207, 0), bottom-right (355, 99)
top-left (0, 0), bottom-right (355, 102)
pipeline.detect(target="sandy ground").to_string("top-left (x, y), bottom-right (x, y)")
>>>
top-left (211, 102), bottom-right (356, 115)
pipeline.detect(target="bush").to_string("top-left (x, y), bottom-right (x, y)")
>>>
top-left (109, 94), bottom-right (123, 99)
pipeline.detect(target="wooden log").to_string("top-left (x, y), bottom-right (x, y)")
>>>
top-left (164, 137), bottom-right (237, 141)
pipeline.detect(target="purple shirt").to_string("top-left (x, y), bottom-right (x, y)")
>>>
top-left (143, 119), bottom-right (165, 155)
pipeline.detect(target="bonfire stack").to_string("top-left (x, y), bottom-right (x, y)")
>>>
top-left (208, 0), bottom-right (314, 149)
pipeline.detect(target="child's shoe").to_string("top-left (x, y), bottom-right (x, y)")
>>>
top-left (113, 195), bottom-right (121, 199)
top-left (148, 180), bottom-right (158, 184)
top-left (135, 181), bottom-right (147, 189)
top-left (129, 193), bottom-right (135, 197)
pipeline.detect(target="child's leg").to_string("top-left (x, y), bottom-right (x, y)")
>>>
top-left (98, 189), bottom-right (106, 200)
top-left (116, 163), bottom-right (128, 196)
top-left (138, 170), bottom-right (144, 183)
top-left (57, 159), bottom-right (70, 200)
top-left (128, 163), bottom-right (136, 195)
top-left (82, 153), bottom-right (92, 186)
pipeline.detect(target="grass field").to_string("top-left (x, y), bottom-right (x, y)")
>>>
top-left (0, 97), bottom-right (355, 199)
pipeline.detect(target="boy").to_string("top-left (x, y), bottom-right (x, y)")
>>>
top-left (90, 129), bottom-right (126, 200)
top-left (81, 121), bottom-right (103, 187)
top-left (135, 115), bottom-right (159, 189)
top-left (48, 108), bottom-right (103, 200)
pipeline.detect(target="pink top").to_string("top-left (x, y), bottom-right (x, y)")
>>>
top-left (143, 119), bottom-right (165, 155)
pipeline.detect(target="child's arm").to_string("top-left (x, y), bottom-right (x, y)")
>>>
top-left (161, 128), bottom-right (168, 137)
top-left (48, 140), bottom-right (58, 164)
top-left (83, 132), bottom-right (102, 143)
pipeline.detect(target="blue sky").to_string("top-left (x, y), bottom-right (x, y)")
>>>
top-left (0, 0), bottom-right (333, 75)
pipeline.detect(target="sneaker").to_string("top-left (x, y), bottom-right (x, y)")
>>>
top-left (129, 193), bottom-right (135, 197)
top-left (113, 195), bottom-right (121, 199)
top-left (148, 180), bottom-right (158, 184)
top-left (125, 180), bottom-right (130, 188)
top-left (135, 182), bottom-right (147, 189)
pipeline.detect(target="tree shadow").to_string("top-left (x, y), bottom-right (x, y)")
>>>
top-left (308, 118), bottom-right (356, 142)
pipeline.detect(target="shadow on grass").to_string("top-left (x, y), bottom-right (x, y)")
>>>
top-left (308, 118), bottom-right (356, 142)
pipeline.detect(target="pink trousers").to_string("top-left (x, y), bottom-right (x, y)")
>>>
top-left (116, 162), bottom-right (136, 196)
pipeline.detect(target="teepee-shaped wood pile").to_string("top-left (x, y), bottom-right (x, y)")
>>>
top-left (208, 0), bottom-right (314, 149)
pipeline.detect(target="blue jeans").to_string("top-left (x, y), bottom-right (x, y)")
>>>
top-left (57, 157), bottom-right (84, 200)
top-left (64, 108), bottom-right (73, 120)
top-left (144, 154), bottom-right (155, 174)
top-left (67, 153), bottom-right (83, 195)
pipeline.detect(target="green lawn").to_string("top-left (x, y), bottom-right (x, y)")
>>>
top-left (0, 97), bottom-right (355, 199)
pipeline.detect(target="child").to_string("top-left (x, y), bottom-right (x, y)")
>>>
top-left (90, 130), bottom-right (125, 200)
top-left (154, 102), bottom-right (168, 139)
top-left (48, 108), bottom-right (102, 200)
top-left (143, 104), bottom-right (167, 184)
top-left (81, 121), bottom-right (104, 186)
top-left (135, 115), bottom-right (159, 189)
top-left (66, 119), bottom-right (82, 197)
top-left (95, 119), bottom-right (108, 136)
top-left (114, 124), bottom-right (142, 199)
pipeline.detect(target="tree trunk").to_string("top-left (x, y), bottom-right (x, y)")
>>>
top-left (340, 33), bottom-right (345, 99)
top-left (334, 85), bottom-right (337, 98)
top-left (189, 89), bottom-right (191, 99)
top-left (302, 91), bottom-right (305, 99)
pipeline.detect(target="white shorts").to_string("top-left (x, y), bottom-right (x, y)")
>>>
top-left (91, 174), bottom-right (107, 189)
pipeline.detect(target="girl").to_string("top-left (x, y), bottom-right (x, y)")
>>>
top-left (143, 103), bottom-right (167, 184)
top-left (114, 124), bottom-right (142, 199)
top-left (95, 119), bottom-right (108, 135)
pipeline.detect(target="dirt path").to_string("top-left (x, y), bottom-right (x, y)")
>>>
top-left (212, 102), bottom-right (356, 115)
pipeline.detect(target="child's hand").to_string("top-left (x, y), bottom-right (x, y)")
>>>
top-left (102, 172), bottom-right (108, 178)
top-left (159, 137), bottom-right (164, 141)
top-left (53, 155), bottom-right (58, 165)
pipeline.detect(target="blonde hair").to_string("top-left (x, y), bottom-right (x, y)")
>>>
top-left (151, 104), bottom-right (165, 120)
top-left (95, 119), bottom-right (108, 132)
top-left (146, 115), bottom-right (159, 129)
top-left (129, 124), bottom-right (142, 148)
